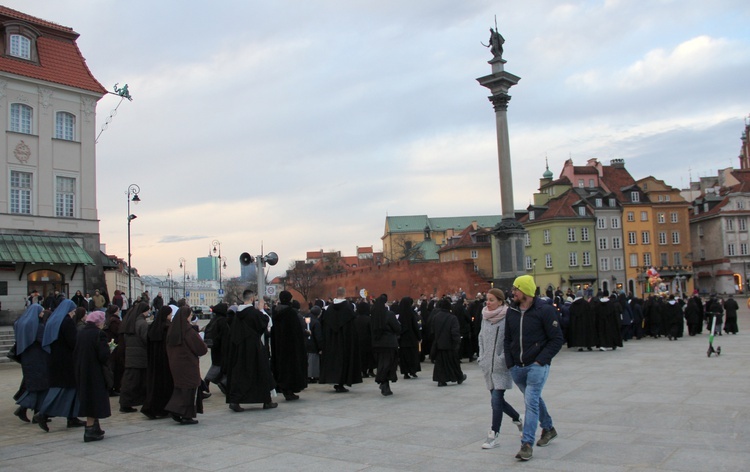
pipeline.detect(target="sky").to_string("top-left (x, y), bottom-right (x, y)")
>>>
top-left (7, 0), bottom-right (750, 280)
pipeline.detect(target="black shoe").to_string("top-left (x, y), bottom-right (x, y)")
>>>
top-left (283, 392), bottom-right (300, 401)
top-left (362, 373), bottom-right (370, 378)
top-left (108, 390), bottom-right (120, 397)
top-left (94, 419), bottom-right (105, 435)
top-left (411, 373), bottom-right (418, 378)
top-left (200, 391), bottom-right (212, 400)
top-left (334, 385), bottom-right (349, 393)
top-left (180, 418), bottom-right (199, 425)
top-left (381, 382), bottom-right (393, 396)
top-left (171, 413), bottom-right (183, 423)
top-left (14, 406), bottom-right (30, 423)
top-left (119, 406), bottom-right (137, 413)
top-left (404, 374), bottom-right (411, 379)
top-left (263, 402), bottom-right (278, 409)
top-left (229, 403), bottom-right (245, 412)
top-left (437, 382), bottom-right (447, 387)
top-left (34, 413), bottom-right (49, 432)
top-left (67, 417), bottom-right (86, 428)
top-left (457, 374), bottom-right (467, 385)
top-left (84, 425), bottom-right (104, 442)
top-left (142, 411), bottom-right (157, 420)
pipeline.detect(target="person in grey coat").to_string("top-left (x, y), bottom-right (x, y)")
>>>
top-left (477, 288), bottom-right (522, 450)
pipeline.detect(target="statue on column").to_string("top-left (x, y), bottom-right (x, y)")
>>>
top-left (482, 27), bottom-right (504, 60)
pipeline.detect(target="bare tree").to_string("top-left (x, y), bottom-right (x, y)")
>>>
top-left (286, 260), bottom-right (324, 301)
top-left (392, 235), bottom-right (425, 261)
top-left (222, 277), bottom-right (255, 305)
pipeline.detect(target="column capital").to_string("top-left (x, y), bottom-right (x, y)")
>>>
top-left (488, 93), bottom-right (512, 111)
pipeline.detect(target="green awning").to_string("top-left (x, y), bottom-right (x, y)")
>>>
top-left (0, 234), bottom-right (95, 265)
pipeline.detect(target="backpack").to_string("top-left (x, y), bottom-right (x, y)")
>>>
top-left (203, 318), bottom-right (217, 348)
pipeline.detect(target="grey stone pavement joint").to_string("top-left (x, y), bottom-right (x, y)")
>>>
top-left (2, 302), bottom-right (749, 471)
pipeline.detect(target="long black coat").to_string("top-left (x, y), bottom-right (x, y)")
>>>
top-left (224, 306), bottom-right (274, 404)
top-left (209, 314), bottom-right (230, 366)
top-left (20, 323), bottom-right (50, 392)
top-left (74, 323), bottom-right (111, 419)
top-left (318, 301), bottom-right (362, 386)
top-left (142, 323), bottom-right (173, 416)
top-left (591, 297), bottom-right (623, 348)
top-left (271, 305), bottom-right (308, 393)
top-left (567, 298), bottom-right (597, 348)
top-left (49, 315), bottom-right (77, 388)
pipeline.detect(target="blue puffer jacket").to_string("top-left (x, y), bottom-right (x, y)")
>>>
top-left (504, 297), bottom-right (564, 368)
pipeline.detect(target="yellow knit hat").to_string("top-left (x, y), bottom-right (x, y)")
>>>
top-left (513, 275), bottom-right (536, 297)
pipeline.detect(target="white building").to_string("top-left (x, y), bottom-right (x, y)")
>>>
top-left (0, 6), bottom-right (107, 322)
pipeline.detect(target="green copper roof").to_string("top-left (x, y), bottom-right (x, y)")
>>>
top-left (0, 234), bottom-right (95, 265)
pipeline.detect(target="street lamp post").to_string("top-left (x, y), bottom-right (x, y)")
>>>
top-left (179, 257), bottom-right (187, 300)
top-left (127, 184), bottom-right (140, 305)
top-left (166, 269), bottom-right (173, 301)
top-left (212, 240), bottom-right (228, 291)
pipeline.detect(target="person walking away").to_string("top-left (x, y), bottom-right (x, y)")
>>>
top-left (270, 291), bottom-right (308, 401)
top-left (141, 305), bottom-right (174, 419)
top-left (318, 287), bottom-right (362, 393)
top-left (73, 311), bottom-right (111, 442)
top-left (354, 301), bottom-right (375, 378)
top-left (164, 306), bottom-right (208, 424)
top-left (477, 288), bottom-right (523, 449)
top-left (119, 302), bottom-right (150, 413)
top-left (370, 294), bottom-right (400, 396)
top-left (505, 275), bottom-right (564, 461)
top-left (723, 294), bottom-right (739, 334)
top-left (398, 296), bottom-right (421, 379)
top-left (429, 297), bottom-right (466, 387)
top-left (304, 306), bottom-right (324, 382)
top-left (13, 304), bottom-right (49, 423)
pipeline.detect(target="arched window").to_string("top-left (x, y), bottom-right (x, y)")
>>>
top-left (10, 103), bottom-right (33, 134)
top-left (55, 112), bottom-right (76, 140)
top-left (9, 33), bottom-right (31, 59)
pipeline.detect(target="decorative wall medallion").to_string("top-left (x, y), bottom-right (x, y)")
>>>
top-left (39, 87), bottom-right (53, 109)
top-left (81, 97), bottom-right (95, 121)
top-left (0, 79), bottom-right (7, 104)
top-left (14, 140), bottom-right (31, 163)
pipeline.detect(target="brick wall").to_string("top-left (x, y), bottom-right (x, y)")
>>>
top-left (316, 260), bottom-right (492, 300)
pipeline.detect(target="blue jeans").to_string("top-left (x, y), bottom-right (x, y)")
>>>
top-left (510, 364), bottom-right (553, 445)
top-left (490, 389), bottom-right (520, 433)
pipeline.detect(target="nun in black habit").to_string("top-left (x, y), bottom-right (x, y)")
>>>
top-left (397, 296), bottom-right (421, 379)
top-left (141, 305), bottom-right (174, 419)
top-left (429, 297), bottom-right (465, 386)
top-left (371, 294), bottom-right (400, 396)
top-left (13, 304), bottom-right (49, 422)
top-left (318, 290), bottom-right (362, 392)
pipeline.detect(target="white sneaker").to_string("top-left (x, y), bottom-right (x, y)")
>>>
top-left (513, 415), bottom-right (524, 434)
top-left (482, 430), bottom-right (499, 449)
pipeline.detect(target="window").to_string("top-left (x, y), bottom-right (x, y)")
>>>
top-left (613, 257), bottom-right (623, 271)
top-left (741, 218), bottom-right (748, 231)
top-left (55, 112), bottom-right (75, 141)
top-left (611, 217), bottom-right (620, 229)
top-left (529, 211), bottom-right (535, 221)
top-left (9, 34), bottom-right (31, 59)
top-left (588, 179), bottom-right (595, 188)
top-left (595, 198), bottom-right (602, 207)
top-left (10, 103), bottom-right (33, 134)
top-left (599, 257), bottom-right (609, 271)
top-left (581, 227), bottom-right (590, 241)
top-left (524, 233), bottom-right (531, 247)
top-left (567, 227), bottom-right (576, 242)
top-left (525, 256), bottom-right (533, 270)
top-left (643, 252), bottom-right (652, 266)
top-left (671, 231), bottom-right (680, 244)
top-left (727, 219), bottom-right (734, 231)
top-left (674, 252), bottom-right (682, 265)
top-left (657, 213), bottom-right (665, 223)
top-left (641, 231), bottom-right (650, 245)
top-left (543, 230), bottom-right (550, 244)
top-left (738, 200), bottom-right (745, 210)
top-left (598, 237), bottom-right (608, 250)
top-left (55, 176), bottom-right (76, 217)
top-left (10, 171), bottom-right (32, 214)
top-left (698, 225), bottom-right (703, 237)
top-left (631, 191), bottom-right (640, 202)
top-left (728, 244), bottom-right (736, 256)
top-left (470, 250), bottom-right (478, 259)
top-left (609, 198), bottom-right (616, 207)
top-left (640, 211), bottom-right (648, 221)
top-left (578, 179), bottom-right (584, 188)
top-left (578, 206), bottom-right (586, 216)
top-left (612, 237), bottom-right (622, 250)
top-left (629, 253), bottom-right (638, 267)
top-left (660, 253), bottom-right (668, 266)
top-left (658, 195), bottom-right (664, 202)
top-left (703, 203), bottom-right (709, 213)
top-left (597, 217), bottom-right (606, 229)
top-left (665, 195), bottom-right (670, 202)
top-left (545, 253), bottom-right (552, 268)
top-left (627, 211), bottom-right (634, 222)
top-left (582, 251), bottom-right (591, 266)
top-left (700, 248), bottom-right (705, 260)
top-left (742, 244), bottom-right (748, 256)
top-left (628, 232), bottom-right (637, 245)
top-left (569, 252), bottom-right (578, 267)
top-left (658, 232), bottom-right (667, 245)
top-left (670, 212), bottom-right (678, 223)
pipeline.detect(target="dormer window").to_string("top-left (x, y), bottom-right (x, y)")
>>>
top-left (3, 22), bottom-right (41, 63)
top-left (631, 191), bottom-right (640, 203)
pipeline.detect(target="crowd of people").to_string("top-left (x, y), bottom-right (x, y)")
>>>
top-left (11, 280), bottom-right (737, 460)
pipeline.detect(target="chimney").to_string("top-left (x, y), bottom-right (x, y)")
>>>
top-left (610, 158), bottom-right (625, 169)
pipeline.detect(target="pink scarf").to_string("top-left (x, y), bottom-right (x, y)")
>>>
top-left (482, 304), bottom-right (507, 324)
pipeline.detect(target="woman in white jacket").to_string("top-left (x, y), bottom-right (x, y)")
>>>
top-left (477, 288), bottom-right (523, 449)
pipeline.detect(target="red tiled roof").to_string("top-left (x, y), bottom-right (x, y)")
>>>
top-left (521, 188), bottom-right (587, 223)
top-left (573, 166), bottom-right (599, 175)
top-left (600, 166), bottom-right (636, 201)
top-left (0, 7), bottom-right (106, 95)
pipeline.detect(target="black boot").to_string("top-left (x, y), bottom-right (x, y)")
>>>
top-left (14, 406), bottom-right (30, 423)
top-left (33, 413), bottom-right (49, 432)
top-left (67, 417), bottom-right (86, 428)
top-left (94, 419), bottom-right (105, 435)
top-left (84, 425), bottom-right (104, 442)
top-left (381, 381), bottom-right (393, 396)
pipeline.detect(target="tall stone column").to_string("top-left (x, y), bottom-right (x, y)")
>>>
top-left (477, 45), bottom-right (526, 289)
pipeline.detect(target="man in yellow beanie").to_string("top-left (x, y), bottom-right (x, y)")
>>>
top-left (504, 275), bottom-right (564, 461)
